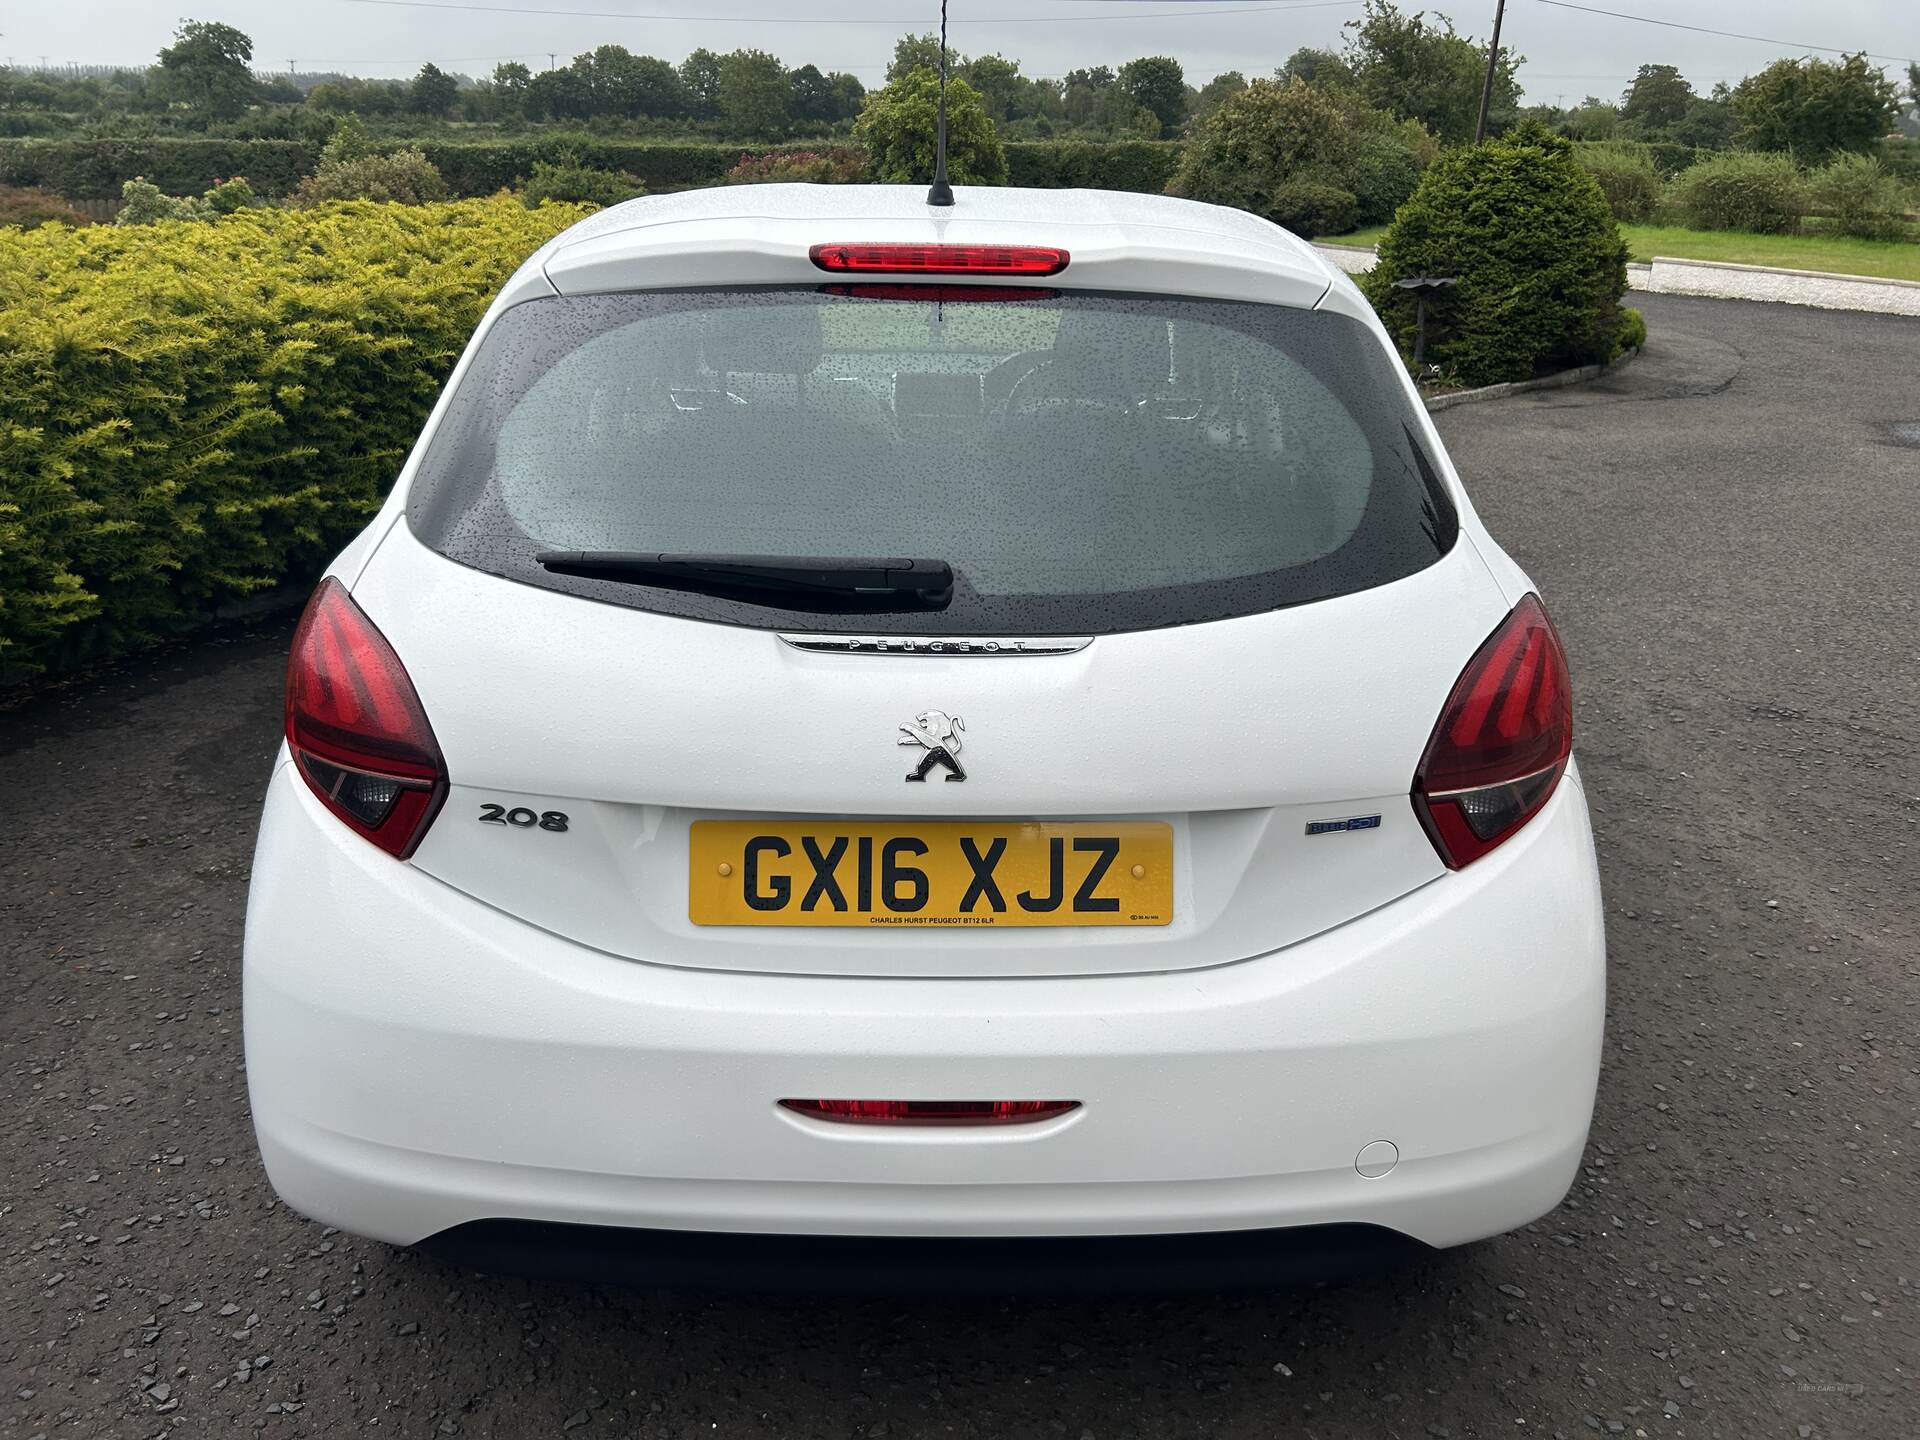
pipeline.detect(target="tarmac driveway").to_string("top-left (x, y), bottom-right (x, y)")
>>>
top-left (4, 292), bottom-right (1917, 1438)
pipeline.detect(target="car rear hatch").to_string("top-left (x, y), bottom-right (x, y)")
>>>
top-left (344, 275), bottom-right (1512, 978)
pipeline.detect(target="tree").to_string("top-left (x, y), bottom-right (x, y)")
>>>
top-left (1193, 71), bottom-right (1248, 120)
top-left (256, 74), bottom-right (303, 106)
top-left (1061, 65), bottom-right (1114, 127)
top-left (856, 66), bottom-right (1007, 186)
top-left (1560, 97), bottom-right (1619, 141)
top-left (716, 49), bottom-right (789, 135)
top-left (962, 53), bottom-right (1025, 121)
top-left (783, 63), bottom-right (867, 125)
top-left (1730, 54), bottom-right (1899, 161)
top-left (1281, 47), bottom-right (1355, 89)
top-left (785, 64), bottom-right (866, 126)
top-left (576, 45), bottom-right (683, 118)
top-left (787, 63), bottom-right (836, 125)
top-left (407, 63), bottom-right (458, 117)
top-left (525, 66), bottom-right (592, 121)
top-left (1063, 66), bottom-right (1115, 93)
top-left (491, 60), bottom-right (532, 116)
top-left (1669, 94), bottom-right (1734, 150)
top-left (1167, 77), bottom-right (1428, 237)
top-left (1620, 63), bottom-right (1693, 132)
top-left (1344, 0), bottom-right (1520, 145)
top-left (1058, 64), bottom-right (1158, 134)
top-left (889, 32), bottom-right (961, 85)
top-left (828, 72), bottom-right (867, 123)
top-left (155, 19), bottom-right (256, 120)
top-left (307, 77), bottom-right (403, 116)
top-left (1118, 56), bottom-right (1187, 137)
top-left (627, 54), bottom-right (687, 117)
top-left (1086, 88), bottom-right (1158, 137)
top-left (679, 48), bottom-right (723, 119)
top-left (322, 114), bottom-right (373, 163)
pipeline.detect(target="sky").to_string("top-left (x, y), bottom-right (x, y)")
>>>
top-left (2, 0), bottom-right (1914, 107)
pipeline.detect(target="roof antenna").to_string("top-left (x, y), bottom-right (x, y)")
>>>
top-left (925, 0), bottom-right (955, 207)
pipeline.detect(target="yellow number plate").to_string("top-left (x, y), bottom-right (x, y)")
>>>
top-left (689, 821), bottom-right (1173, 928)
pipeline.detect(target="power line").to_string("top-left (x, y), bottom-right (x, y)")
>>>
top-left (339, 0), bottom-right (1363, 24)
top-left (288, 53), bottom-right (548, 67)
top-left (1527, 0), bottom-right (1915, 67)
top-left (1523, 73), bottom-right (1742, 82)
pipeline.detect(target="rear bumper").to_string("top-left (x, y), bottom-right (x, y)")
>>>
top-left (244, 761), bottom-right (1606, 1252)
top-left (421, 1219), bottom-right (1430, 1293)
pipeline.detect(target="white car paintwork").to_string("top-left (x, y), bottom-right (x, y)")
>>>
top-left (247, 755), bottom-right (1603, 1248)
top-left (358, 524), bottom-right (1504, 979)
top-left (244, 185), bottom-right (1606, 1254)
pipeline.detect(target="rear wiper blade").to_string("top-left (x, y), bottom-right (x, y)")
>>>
top-left (534, 551), bottom-right (955, 608)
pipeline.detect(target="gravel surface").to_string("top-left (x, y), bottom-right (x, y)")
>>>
top-left (5, 293), bottom-right (1917, 1438)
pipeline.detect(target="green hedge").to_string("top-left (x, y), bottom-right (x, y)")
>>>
top-left (0, 197), bottom-right (591, 681)
top-left (1576, 143), bottom-right (1662, 223)
top-left (1876, 136), bottom-right (1920, 185)
top-left (0, 134), bottom-right (1188, 202)
top-left (0, 139), bottom-right (322, 198)
top-left (1575, 139), bottom-right (1699, 179)
top-left (1667, 150), bottom-right (1808, 234)
top-left (420, 139), bottom-right (804, 194)
top-left (1004, 140), bottom-right (1181, 194)
top-left (428, 138), bottom-right (1182, 196)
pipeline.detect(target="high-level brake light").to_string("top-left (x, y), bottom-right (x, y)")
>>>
top-left (285, 579), bottom-right (447, 860)
top-left (809, 243), bottom-right (1070, 277)
top-left (1412, 594), bottom-right (1573, 869)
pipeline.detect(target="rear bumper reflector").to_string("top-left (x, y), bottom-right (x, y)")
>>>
top-left (779, 1099), bottom-right (1080, 1127)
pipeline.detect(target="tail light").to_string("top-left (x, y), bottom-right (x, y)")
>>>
top-left (779, 1100), bottom-right (1080, 1127)
top-left (1413, 595), bottom-right (1572, 869)
top-left (809, 242), bottom-right (1069, 276)
top-left (284, 578), bottom-right (446, 860)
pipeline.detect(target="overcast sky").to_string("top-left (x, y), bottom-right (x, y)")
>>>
top-left (4, 1), bottom-right (1914, 106)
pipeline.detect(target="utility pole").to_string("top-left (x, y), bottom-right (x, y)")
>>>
top-left (1474, 0), bottom-right (1507, 144)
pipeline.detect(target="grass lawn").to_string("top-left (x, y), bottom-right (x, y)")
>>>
top-left (1324, 224), bottom-right (1392, 250)
top-left (1322, 223), bottom-right (1920, 283)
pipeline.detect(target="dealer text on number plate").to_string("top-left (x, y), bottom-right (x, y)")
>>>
top-left (689, 821), bottom-right (1173, 927)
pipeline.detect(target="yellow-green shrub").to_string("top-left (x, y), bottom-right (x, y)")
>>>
top-left (0, 196), bottom-right (591, 680)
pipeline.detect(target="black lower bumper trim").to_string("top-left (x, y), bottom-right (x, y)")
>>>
top-left (419, 1219), bottom-right (1434, 1294)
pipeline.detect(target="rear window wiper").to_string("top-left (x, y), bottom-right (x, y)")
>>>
top-left (534, 552), bottom-right (955, 609)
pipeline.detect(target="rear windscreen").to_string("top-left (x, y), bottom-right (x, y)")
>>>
top-left (406, 287), bottom-right (1457, 634)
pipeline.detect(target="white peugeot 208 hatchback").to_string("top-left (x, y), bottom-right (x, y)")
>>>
top-left (244, 185), bottom-right (1606, 1286)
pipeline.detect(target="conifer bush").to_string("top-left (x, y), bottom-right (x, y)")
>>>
top-left (0, 197), bottom-right (590, 680)
top-left (1364, 127), bottom-right (1630, 387)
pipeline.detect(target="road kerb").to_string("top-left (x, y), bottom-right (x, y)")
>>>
top-left (1314, 243), bottom-right (1920, 318)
